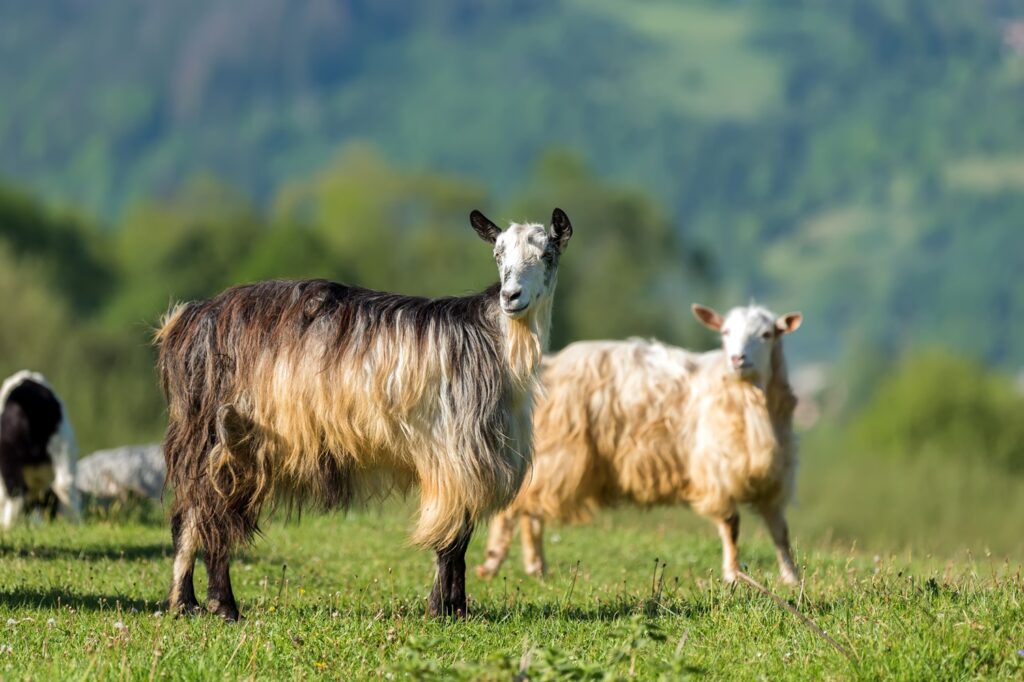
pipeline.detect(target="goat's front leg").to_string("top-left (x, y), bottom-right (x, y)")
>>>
top-left (0, 495), bottom-right (25, 530)
top-left (0, 461), bottom-right (27, 529)
top-left (760, 504), bottom-right (799, 586)
top-left (429, 523), bottom-right (474, 618)
top-left (714, 511), bottom-right (741, 583)
top-left (475, 512), bottom-right (516, 579)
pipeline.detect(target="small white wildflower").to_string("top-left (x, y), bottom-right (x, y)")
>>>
top-left (46, 618), bottom-right (56, 627)
top-left (113, 621), bottom-right (126, 631)
top-left (152, 611), bottom-right (163, 618)
top-left (4, 619), bottom-right (15, 627)
top-left (0, 644), bottom-right (12, 655)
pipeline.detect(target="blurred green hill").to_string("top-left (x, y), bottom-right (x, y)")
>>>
top-left (1, 0), bottom-right (1023, 369)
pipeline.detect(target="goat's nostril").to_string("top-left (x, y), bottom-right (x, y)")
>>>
top-left (730, 355), bottom-right (745, 367)
top-left (504, 289), bottom-right (522, 303)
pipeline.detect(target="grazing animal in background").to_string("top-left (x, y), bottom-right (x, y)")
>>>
top-left (0, 370), bottom-right (79, 528)
top-left (476, 303), bottom-right (803, 586)
top-left (77, 444), bottom-right (165, 501)
top-left (156, 208), bottom-right (573, 621)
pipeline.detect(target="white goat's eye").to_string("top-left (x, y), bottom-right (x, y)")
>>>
top-left (761, 331), bottom-right (772, 340)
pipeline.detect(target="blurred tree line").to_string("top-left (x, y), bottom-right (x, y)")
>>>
top-left (1, 0), bottom-right (1023, 473)
top-left (836, 349), bottom-right (1024, 473)
top-left (2, 145), bottom-right (1021, 472)
top-left (2, 0), bottom-right (1023, 367)
top-left (0, 146), bottom-right (712, 453)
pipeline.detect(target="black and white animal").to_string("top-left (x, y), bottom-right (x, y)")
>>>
top-left (0, 370), bottom-right (79, 528)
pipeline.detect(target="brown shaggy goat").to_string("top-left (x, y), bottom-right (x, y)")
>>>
top-left (156, 209), bottom-right (573, 620)
top-left (476, 303), bottom-right (803, 586)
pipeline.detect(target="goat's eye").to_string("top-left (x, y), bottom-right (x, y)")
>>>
top-left (761, 331), bottom-right (772, 340)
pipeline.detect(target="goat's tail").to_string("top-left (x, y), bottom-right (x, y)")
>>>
top-left (156, 300), bottom-right (262, 551)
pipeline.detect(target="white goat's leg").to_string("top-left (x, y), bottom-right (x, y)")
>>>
top-left (474, 511), bottom-right (516, 579)
top-left (714, 512), bottom-right (741, 583)
top-left (520, 514), bottom-right (546, 578)
top-left (1, 496), bottom-right (25, 530)
top-left (48, 423), bottom-right (81, 522)
top-left (51, 463), bottom-right (81, 523)
top-left (761, 505), bottom-right (799, 586)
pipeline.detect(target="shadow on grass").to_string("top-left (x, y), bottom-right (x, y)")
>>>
top-left (0, 543), bottom-right (258, 564)
top-left (0, 543), bottom-right (171, 562)
top-left (471, 598), bottom-right (718, 623)
top-left (268, 596), bottom-right (720, 624)
top-left (0, 587), bottom-right (156, 613)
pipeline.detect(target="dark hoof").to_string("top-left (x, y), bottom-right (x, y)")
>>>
top-left (428, 602), bottom-right (468, 619)
top-left (208, 600), bottom-right (242, 622)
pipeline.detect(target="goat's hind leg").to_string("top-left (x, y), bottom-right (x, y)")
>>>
top-left (474, 511), bottom-right (516, 579)
top-left (204, 542), bottom-right (240, 621)
top-left (169, 508), bottom-right (201, 615)
top-left (760, 504), bottom-right (799, 586)
top-left (520, 514), bottom-right (547, 578)
top-left (429, 523), bottom-right (473, 618)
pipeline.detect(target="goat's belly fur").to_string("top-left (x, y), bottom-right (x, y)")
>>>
top-left (209, 363), bottom-right (532, 548)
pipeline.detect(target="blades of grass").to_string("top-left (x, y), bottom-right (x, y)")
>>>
top-left (736, 571), bottom-right (859, 670)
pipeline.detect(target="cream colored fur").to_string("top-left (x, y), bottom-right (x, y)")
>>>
top-left (477, 315), bottom-right (801, 584)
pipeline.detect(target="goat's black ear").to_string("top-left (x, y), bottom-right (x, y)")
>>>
top-left (551, 208), bottom-right (573, 253)
top-left (470, 210), bottom-right (501, 244)
top-left (692, 304), bottom-right (724, 331)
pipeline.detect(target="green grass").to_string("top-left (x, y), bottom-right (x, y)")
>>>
top-left (0, 499), bottom-right (1021, 680)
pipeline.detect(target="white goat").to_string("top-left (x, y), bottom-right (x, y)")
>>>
top-left (476, 303), bottom-right (803, 585)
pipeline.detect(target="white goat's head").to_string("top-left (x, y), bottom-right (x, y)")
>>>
top-left (692, 303), bottom-right (802, 383)
top-left (470, 208), bottom-right (573, 320)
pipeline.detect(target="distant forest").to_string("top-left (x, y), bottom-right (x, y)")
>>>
top-left (1, 1), bottom-right (1023, 454)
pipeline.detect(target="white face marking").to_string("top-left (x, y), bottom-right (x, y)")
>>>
top-left (719, 306), bottom-right (778, 381)
top-left (493, 223), bottom-right (553, 319)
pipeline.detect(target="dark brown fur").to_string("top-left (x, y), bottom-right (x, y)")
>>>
top-left (157, 279), bottom-right (512, 620)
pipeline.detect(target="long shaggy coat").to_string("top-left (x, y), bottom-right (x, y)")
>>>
top-left (157, 279), bottom-right (544, 554)
top-left (477, 332), bottom-right (800, 583)
top-left (524, 339), bottom-right (796, 521)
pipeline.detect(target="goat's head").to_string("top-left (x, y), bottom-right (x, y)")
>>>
top-left (470, 208), bottom-right (573, 320)
top-left (692, 303), bottom-right (802, 383)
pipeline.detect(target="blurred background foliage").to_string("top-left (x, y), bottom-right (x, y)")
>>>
top-left (0, 0), bottom-right (1022, 554)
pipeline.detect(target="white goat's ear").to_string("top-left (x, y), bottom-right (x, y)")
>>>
top-left (470, 210), bottom-right (502, 244)
top-left (551, 208), bottom-right (573, 253)
top-left (776, 312), bottom-right (803, 335)
top-left (691, 304), bottom-right (724, 331)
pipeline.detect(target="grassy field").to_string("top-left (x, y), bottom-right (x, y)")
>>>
top-left (0, 499), bottom-right (1021, 680)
